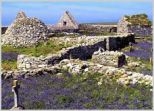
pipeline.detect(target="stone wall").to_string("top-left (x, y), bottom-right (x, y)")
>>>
top-left (17, 41), bottom-right (106, 70)
top-left (79, 24), bottom-right (117, 33)
top-left (106, 34), bottom-right (135, 50)
top-left (47, 25), bottom-right (79, 33)
top-left (17, 33), bottom-right (135, 70)
top-left (92, 51), bottom-right (126, 67)
top-left (2, 58), bottom-right (152, 88)
top-left (17, 55), bottom-right (48, 70)
top-left (91, 24), bottom-right (117, 33)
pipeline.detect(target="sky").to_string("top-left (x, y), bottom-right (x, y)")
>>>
top-left (2, 1), bottom-right (153, 26)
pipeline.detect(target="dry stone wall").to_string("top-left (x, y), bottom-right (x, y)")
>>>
top-left (106, 34), bottom-right (135, 50)
top-left (92, 51), bottom-right (126, 67)
top-left (17, 55), bottom-right (48, 70)
top-left (79, 24), bottom-right (117, 33)
top-left (2, 58), bottom-right (152, 89)
top-left (17, 34), bottom-right (135, 70)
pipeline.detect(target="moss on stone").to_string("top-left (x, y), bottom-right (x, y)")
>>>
top-left (125, 14), bottom-right (152, 26)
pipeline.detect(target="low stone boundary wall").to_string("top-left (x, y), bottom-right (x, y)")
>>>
top-left (79, 24), bottom-right (117, 33)
top-left (106, 34), bottom-right (135, 50)
top-left (3, 58), bottom-right (152, 88)
top-left (17, 33), bottom-right (135, 70)
top-left (48, 25), bottom-right (79, 33)
top-left (17, 55), bottom-right (48, 70)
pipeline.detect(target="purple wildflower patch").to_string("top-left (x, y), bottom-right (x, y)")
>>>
top-left (1, 72), bottom-right (152, 109)
top-left (124, 41), bottom-right (152, 60)
top-left (133, 42), bottom-right (152, 50)
top-left (124, 49), bottom-right (151, 60)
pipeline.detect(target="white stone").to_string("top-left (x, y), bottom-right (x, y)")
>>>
top-left (25, 64), bottom-right (31, 69)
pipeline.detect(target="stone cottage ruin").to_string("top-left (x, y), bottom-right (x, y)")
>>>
top-left (57, 11), bottom-right (79, 30)
top-left (117, 14), bottom-right (152, 36)
top-left (2, 11), bottom-right (49, 47)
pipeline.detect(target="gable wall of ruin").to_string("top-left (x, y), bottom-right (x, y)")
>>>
top-left (57, 11), bottom-right (78, 30)
top-left (117, 17), bottom-right (152, 36)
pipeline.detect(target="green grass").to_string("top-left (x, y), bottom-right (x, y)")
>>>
top-left (30, 101), bottom-right (45, 109)
top-left (126, 56), bottom-right (152, 74)
top-left (2, 39), bottom-right (73, 57)
top-left (121, 45), bottom-right (139, 52)
top-left (57, 95), bottom-right (74, 104)
top-left (2, 60), bottom-right (17, 70)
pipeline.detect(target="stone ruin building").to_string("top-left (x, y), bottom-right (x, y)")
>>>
top-left (57, 11), bottom-right (79, 30)
top-left (117, 14), bottom-right (152, 36)
top-left (2, 11), bottom-right (49, 47)
top-left (48, 11), bottom-right (79, 32)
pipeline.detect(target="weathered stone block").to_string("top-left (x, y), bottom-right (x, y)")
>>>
top-left (92, 51), bottom-right (126, 67)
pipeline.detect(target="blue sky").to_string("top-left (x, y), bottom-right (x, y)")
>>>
top-left (2, 1), bottom-right (152, 26)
